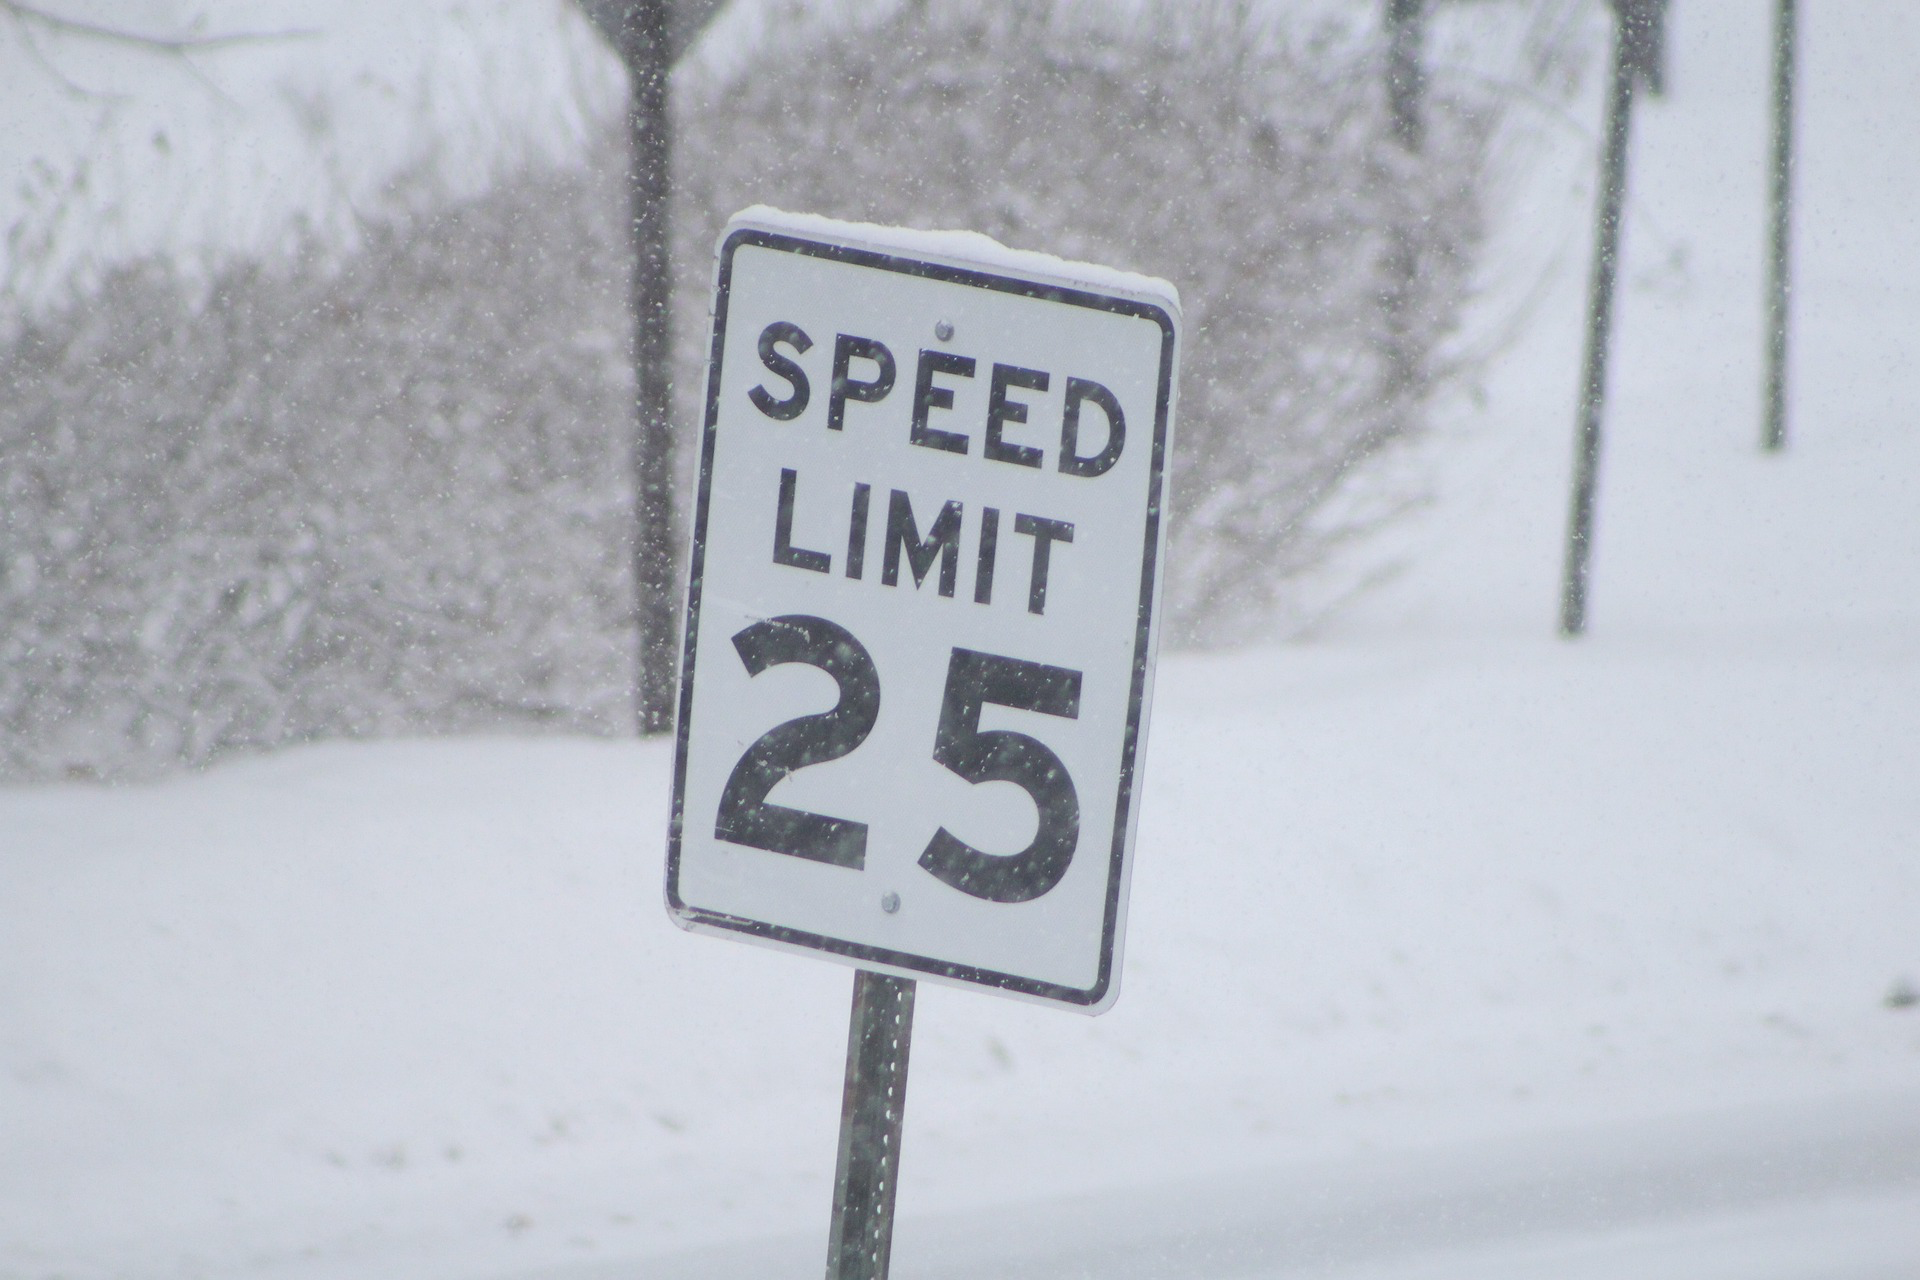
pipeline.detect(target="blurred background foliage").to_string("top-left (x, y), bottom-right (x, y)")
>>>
top-left (0, 0), bottom-right (1589, 780)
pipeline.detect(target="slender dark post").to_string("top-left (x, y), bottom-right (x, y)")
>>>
top-left (1381, 0), bottom-right (1426, 400)
top-left (576, 1), bottom-right (729, 733)
top-left (1559, 11), bottom-right (1642, 637)
top-left (826, 971), bottom-right (916, 1280)
top-left (617, 0), bottom-right (679, 734)
top-left (1762, 0), bottom-right (1797, 452)
top-left (1385, 0), bottom-right (1426, 150)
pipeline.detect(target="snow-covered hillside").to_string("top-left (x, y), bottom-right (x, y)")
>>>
top-left (3, 1), bottom-right (1918, 1277)
top-left (0, 0), bottom-right (622, 319)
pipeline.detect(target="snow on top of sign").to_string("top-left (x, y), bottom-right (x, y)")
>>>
top-left (728, 205), bottom-right (1181, 315)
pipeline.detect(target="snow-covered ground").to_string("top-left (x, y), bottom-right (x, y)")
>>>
top-left (4, 1), bottom-right (1919, 1277)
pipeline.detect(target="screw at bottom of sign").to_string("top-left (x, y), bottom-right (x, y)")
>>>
top-left (934, 320), bottom-right (954, 342)
top-left (880, 891), bottom-right (901, 914)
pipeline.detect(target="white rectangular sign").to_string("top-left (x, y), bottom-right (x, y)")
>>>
top-left (667, 208), bottom-right (1179, 1012)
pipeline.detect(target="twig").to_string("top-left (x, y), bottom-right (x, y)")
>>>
top-left (5, 8), bottom-right (125, 100)
top-left (0, 1), bottom-right (318, 52)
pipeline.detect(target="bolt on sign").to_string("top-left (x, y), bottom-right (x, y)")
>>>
top-left (668, 207), bottom-right (1180, 1013)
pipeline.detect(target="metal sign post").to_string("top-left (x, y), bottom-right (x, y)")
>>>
top-left (1381, 0), bottom-right (1427, 402)
top-left (1385, 0), bottom-right (1426, 150)
top-left (1762, 0), bottom-right (1798, 452)
top-left (1559, 0), bottom-right (1667, 637)
top-left (665, 207), bottom-right (1179, 1279)
top-left (826, 971), bottom-right (916, 1280)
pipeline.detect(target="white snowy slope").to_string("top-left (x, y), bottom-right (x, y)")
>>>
top-left (4, 1), bottom-right (1920, 1279)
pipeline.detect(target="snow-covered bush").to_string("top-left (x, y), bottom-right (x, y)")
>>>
top-left (673, 0), bottom-right (1490, 643)
top-left (0, 160), bottom-right (636, 780)
top-left (0, 0), bottom-right (1574, 780)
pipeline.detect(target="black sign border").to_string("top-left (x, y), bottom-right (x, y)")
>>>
top-left (666, 224), bottom-right (1176, 1010)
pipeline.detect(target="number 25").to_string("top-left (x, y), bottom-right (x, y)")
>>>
top-left (713, 615), bottom-right (1083, 904)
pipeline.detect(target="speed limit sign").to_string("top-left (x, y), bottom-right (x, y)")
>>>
top-left (667, 208), bottom-right (1180, 1013)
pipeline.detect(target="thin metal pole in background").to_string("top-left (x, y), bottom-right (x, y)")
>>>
top-left (1386, 0), bottom-right (1426, 151)
top-left (576, 0), bottom-right (730, 735)
top-left (624, 0), bottom-right (679, 735)
top-left (1558, 9), bottom-right (1641, 638)
top-left (1381, 0), bottom-right (1427, 400)
top-left (826, 970), bottom-right (917, 1280)
top-left (1762, 0), bottom-right (1797, 452)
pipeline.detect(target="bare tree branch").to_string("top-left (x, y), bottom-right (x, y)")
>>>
top-left (5, 9), bottom-right (125, 100)
top-left (0, 2), bottom-right (317, 52)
